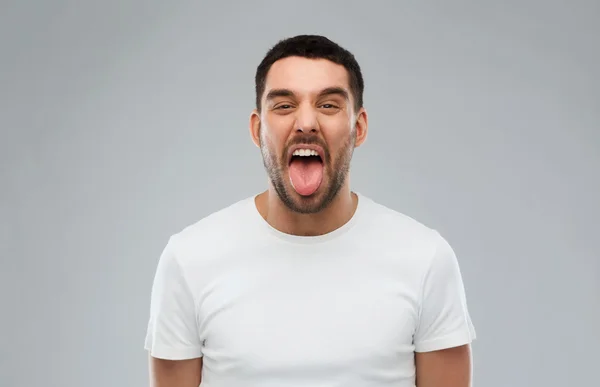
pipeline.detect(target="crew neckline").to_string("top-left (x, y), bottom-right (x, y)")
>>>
top-left (249, 192), bottom-right (366, 245)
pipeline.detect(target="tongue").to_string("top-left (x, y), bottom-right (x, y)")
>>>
top-left (289, 157), bottom-right (323, 196)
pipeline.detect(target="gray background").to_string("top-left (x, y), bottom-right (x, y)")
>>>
top-left (1, 1), bottom-right (598, 386)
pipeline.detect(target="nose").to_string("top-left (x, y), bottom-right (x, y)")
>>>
top-left (293, 104), bottom-right (319, 134)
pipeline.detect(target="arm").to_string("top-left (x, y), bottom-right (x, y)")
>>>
top-left (413, 232), bottom-right (477, 386)
top-left (145, 236), bottom-right (205, 386)
top-left (149, 356), bottom-right (202, 387)
top-left (415, 344), bottom-right (472, 387)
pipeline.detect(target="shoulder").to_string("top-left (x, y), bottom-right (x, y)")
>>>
top-left (358, 194), bottom-right (444, 249)
top-left (166, 195), bottom-right (258, 266)
top-left (356, 194), bottom-right (458, 277)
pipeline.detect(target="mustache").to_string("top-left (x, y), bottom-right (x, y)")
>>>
top-left (286, 136), bottom-right (327, 150)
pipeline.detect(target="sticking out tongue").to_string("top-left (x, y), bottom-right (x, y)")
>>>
top-left (289, 156), bottom-right (323, 196)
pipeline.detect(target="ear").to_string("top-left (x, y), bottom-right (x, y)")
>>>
top-left (249, 109), bottom-right (261, 148)
top-left (353, 107), bottom-right (368, 148)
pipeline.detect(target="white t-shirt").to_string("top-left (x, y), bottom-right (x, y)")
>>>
top-left (144, 193), bottom-right (476, 386)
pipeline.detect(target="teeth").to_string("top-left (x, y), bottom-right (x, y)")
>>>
top-left (292, 149), bottom-right (319, 157)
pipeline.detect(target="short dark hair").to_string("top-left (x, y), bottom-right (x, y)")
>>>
top-left (254, 35), bottom-right (364, 113)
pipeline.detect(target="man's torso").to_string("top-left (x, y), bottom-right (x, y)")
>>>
top-left (168, 194), bottom-right (441, 386)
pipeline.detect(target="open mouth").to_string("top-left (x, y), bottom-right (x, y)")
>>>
top-left (289, 148), bottom-right (323, 163)
top-left (288, 147), bottom-right (324, 196)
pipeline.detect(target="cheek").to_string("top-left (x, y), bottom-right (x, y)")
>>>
top-left (260, 123), bottom-right (289, 159)
top-left (322, 122), bottom-right (355, 151)
top-left (263, 116), bottom-right (293, 141)
top-left (321, 112), bottom-right (353, 134)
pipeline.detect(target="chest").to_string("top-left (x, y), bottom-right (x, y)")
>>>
top-left (195, 253), bottom-right (420, 382)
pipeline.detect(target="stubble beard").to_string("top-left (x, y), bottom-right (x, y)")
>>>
top-left (259, 130), bottom-right (356, 214)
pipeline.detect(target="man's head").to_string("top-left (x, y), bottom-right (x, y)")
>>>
top-left (249, 35), bottom-right (368, 214)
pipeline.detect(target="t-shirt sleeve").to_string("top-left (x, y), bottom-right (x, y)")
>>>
top-left (413, 231), bottom-right (477, 352)
top-left (144, 236), bottom-right (203, 360)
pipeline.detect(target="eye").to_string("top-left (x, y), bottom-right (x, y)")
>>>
top-left (319, 103), bottom-right (339, 110)
top-left (275, 104), bottom-right (293, 110)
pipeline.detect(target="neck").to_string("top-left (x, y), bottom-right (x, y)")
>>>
top-left (255, 184), bottom-right (359, 237)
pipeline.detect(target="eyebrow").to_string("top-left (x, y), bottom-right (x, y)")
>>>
top-left (265, 87), bottom-right (350, 103)
top-left (318, 87), bottom-right (350, 101)
top-left (265, 88), bottom-right (295, 101)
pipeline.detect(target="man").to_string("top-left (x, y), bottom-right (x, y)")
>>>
top-left (145, 35), bottom-right (476, 387)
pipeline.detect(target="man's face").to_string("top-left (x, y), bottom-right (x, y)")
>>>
top-left (251, 56), bottom-right (367, 214)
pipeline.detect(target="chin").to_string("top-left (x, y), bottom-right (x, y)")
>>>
top-left (284, 184), bottom-right (335, 214)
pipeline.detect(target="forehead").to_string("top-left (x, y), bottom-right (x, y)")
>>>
top-left (264, 56), bottom-right (351, 97)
